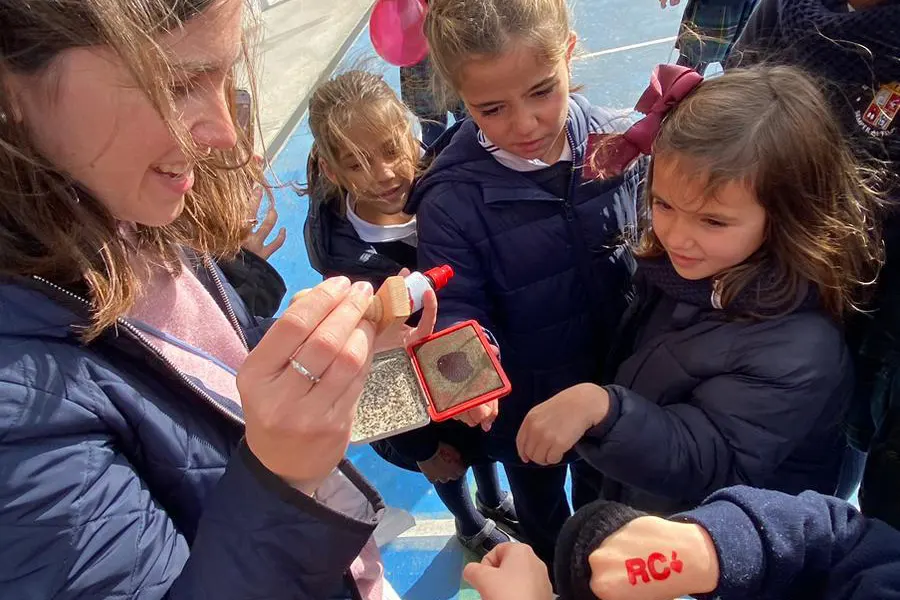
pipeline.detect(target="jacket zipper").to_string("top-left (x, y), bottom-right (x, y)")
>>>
top-left (204, 256), bottom-right (249, 350)
top-left (562, 126), bottom-right (577, 222)
top-left (32, 275), bottom-right (245, 427)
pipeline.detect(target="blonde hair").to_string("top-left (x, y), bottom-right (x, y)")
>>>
top-left (423, 0), bottom-right (571, 107)
top-left (638, 65), bottom-right (883, 320)
top-left (0, 0), bottom-right (263, 340)
top-left (303, 70), bottom-right (419, 213)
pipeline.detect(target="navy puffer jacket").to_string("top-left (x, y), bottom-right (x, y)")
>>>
top-left (408, 95), bottom-right (643, 462)
top-left (0, 260), bottom-right (382, 599)
top-left (577, 262), bottom-right (851, 514)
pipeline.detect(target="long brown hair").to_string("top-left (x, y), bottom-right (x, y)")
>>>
top-left (638, 65), bottom-right (883, 320)
top-left (423, 0), bottom-right (572, 109)
top-left (301, 69), bottom-right (419, 214)
top-left (0, 0), bottom-right (263, 339)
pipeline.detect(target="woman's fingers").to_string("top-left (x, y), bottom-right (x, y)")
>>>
top-left (286, 281), bottom-right (374, 395)
top-left (260, 226), bottom-right (287, 260)
top-left (243, 277), bottom-right (352, 378)
top-left (455, 411), bottom-right (478, 427)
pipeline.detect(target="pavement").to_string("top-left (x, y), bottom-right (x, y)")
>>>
top-left (253, 0), bottom-right (376, 159)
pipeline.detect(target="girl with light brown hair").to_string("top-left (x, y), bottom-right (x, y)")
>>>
top-left (302, 69), bottom-right (519, 556)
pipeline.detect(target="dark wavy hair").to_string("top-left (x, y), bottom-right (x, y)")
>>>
top-left (638, 65), bottom-right (883, 320)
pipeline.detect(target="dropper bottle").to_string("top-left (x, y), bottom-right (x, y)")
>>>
top-left (404, 266), bottom-right (454, 313)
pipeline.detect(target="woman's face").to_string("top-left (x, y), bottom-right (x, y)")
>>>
top-left (6, 0), bottom-right (243, 227)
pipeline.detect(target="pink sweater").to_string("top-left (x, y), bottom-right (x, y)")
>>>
top-left (127, 256), bottom-right (388, 600)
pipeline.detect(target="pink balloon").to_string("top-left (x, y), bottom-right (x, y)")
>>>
top-left (369, 0), bottom-right (429, 67)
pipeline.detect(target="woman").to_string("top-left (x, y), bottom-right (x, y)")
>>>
top-left (0, 0), bottom-right (446, 597)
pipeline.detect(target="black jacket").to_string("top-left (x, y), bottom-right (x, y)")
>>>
top-left (217, 248), bottom-right (287, 318)
top-left (576, 261), bottom-right (851, 514)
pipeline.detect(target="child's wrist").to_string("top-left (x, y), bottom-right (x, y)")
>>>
top-left (575, 384), bottom-right (610, 429)
top-left (679, 522), bottom-right (720, 594)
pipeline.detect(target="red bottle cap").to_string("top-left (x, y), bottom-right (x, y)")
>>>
top-left (423, 265), bottom-right (454, 290)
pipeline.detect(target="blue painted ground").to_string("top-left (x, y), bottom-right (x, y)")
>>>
top-left (261, 2), bottom-right (724, 597)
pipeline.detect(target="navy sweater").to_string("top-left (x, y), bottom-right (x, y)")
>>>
top-left (680, 486), bottom-right (900, 600)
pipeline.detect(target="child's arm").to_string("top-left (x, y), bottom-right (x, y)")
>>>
top-left (573, 487), bottom-right (900, 600)
top-left (519, 322), bottom-right (847, 498)
top-left (575, 321), bottom-right (849, 503)
top-left (670, 486), bottom-right (900, 600)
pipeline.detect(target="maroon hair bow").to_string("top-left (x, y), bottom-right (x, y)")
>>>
top-left (584, 64), bottom-right (704, 179)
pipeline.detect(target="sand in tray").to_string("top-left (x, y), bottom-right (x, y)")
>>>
top-left (351, 349), bottom-right (430, 443)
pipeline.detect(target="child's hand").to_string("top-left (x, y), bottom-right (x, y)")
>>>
top-left (589, 517), bottom-right (719, 600)
top-left (454, 399), bottom-right (499, 431)
top-left (453, 329), bottom-right (500, 431)
top-left (373, 288), bottom-right (438, 354)
top-left (463, 543), bottom-right (553, 600)
top-left (516, 383), bottom-right (610, 465)
top-left (243, 187), bottom-right (287, 261)
top-left (416, 442), bottom-right (467, 483)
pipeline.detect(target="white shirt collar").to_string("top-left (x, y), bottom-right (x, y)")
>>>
top-left (477, 130), bottom-right (573, 172)
top-left (345, 196), bottom-right (417, 246)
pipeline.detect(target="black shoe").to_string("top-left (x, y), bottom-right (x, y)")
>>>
top-left (455, 519), bottom-right (512, 558)
top-left (476, 492), bottom-right (527, 541)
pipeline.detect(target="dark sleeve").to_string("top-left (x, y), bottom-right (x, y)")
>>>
top-left (576, 325), bottom-right (848, 503)
top-left (217, 248), bottom-right (287, 318)
top-left (384, 427), bottom-right (440, 463)
top-left (673, 486), bottom-right (900, 600)
top-left (416, 186), bottom-right (497, 333)
top-left (725, 0), bottom-right (781, 69)
top-left (0, 381), bottom-right (379, 600)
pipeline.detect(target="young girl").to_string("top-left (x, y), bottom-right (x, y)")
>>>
top-left (301, 70), bottom-right (519, 555)
top-left (409, 0), bottom-right (643, 567)
top-left (515, 64), bottom-right (882, 515)
top-left (728, 0), bottom-right (900, 525)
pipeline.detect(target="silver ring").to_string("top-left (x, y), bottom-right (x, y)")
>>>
top-left (290, 359), bottom-right (321, 384)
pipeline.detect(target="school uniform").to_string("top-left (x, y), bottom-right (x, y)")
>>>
top-left (408, 94), bottom-right (643, 564)
top-left (574, 257), bottom-right (851, 514)
top-left (676, 0), bottom-right (761, 70)
top-left (729, 0), bottom-right (900, 526)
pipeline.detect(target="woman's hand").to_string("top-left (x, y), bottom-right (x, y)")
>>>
top-left (659, 0), bottom-right (680, 7)
top-left (464, 544), bottom-right (554, 600)
top-left (516, 383), bottom-right (610, 465)
top-left (243, 186), bottom-right (287, 261)
top-left (589, 517), bottom-right (719, 600)
top-left (373, 269), bottom-right (438, 353)
top-left (238, 276), bottom-right (375, 494)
